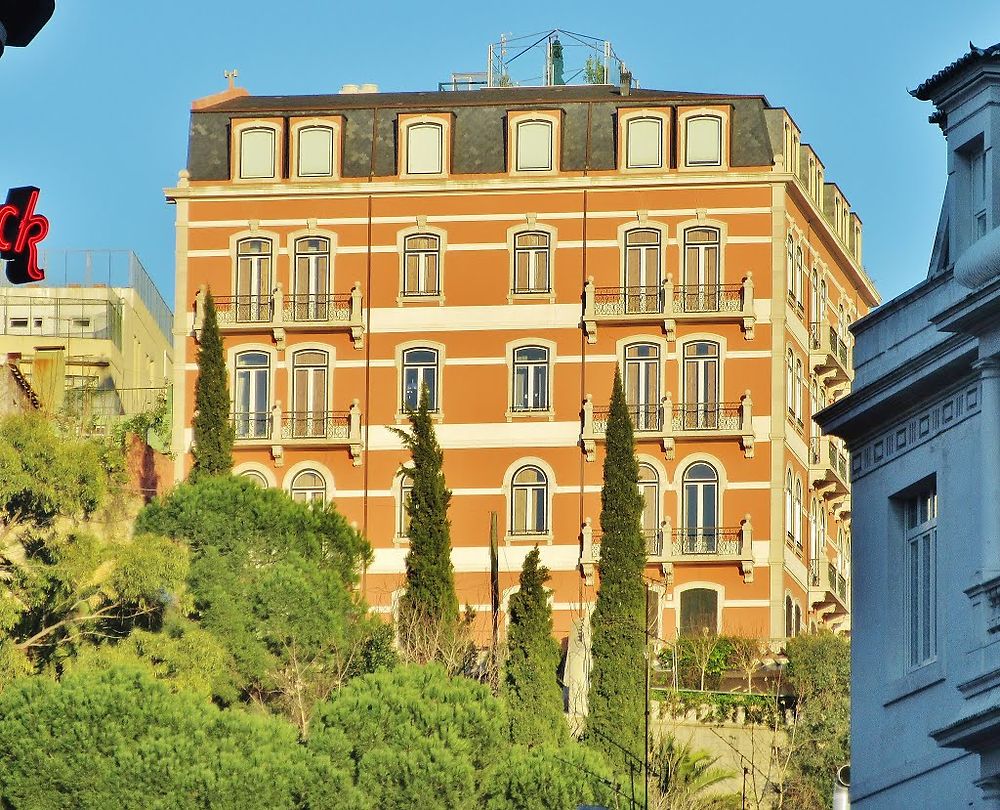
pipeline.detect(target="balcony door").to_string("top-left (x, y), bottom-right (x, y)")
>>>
top-left (234, 351), bottom-right (269, 438)
top-left (293, 237), bottom-right (330, 320)
top-left (624, 343), bottom-right (660, 431)
top-left (291, 350), bottom-right (328, 438)
top-left (235, 239), bottom-right (271, 322)
top-left (624, 229), bottom-right (661, 314)
top-left (682, 341), bottom-right (720, 429)
top-left (682, 228), bottom-right (720, 311)
top-left (638, 463), bottom-right (660, 555)
top-left (682, 462), bottom-right (718, 553)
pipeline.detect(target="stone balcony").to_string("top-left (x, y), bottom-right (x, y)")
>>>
top-left (231, 399), bottom-right (363, 466)
top-left (580, 514), bottom-right (754, 585)
top-left (582, 274), bottom-right (756, 343)
top-left (581, 391), bottom-right (755, 461)
top-left (808, 557), bottom-right (850, 618)
top-left (808, 434), bottom-right (850, 500)
top-left (809, 317), bottom-right (852, 386)
top-left (194, 282), bottom-right (364, 349)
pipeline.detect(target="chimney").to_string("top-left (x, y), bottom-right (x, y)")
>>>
top-left (620, 67), bottom-right (632, 97)
top-left (339, 83), bottom-right (360, 94)
top-left (359, 83), bottom-right (379, 94)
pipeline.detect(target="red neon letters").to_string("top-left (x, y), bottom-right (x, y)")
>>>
top-left (0, 186), bottom-right (49, 284)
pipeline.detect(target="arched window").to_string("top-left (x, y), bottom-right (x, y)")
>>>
top-left (794, 246), bottom-right (804, 305)
top-left (290, 469), bottom-right (326, 505)
top-left (512, 232), bottom-right (551, 294)
top-left (624, 343), bottom-right (661, 431)
top-left (785, 595), bottom-right (794, 637)
top-left (786, 349), bottom-right (795, 414)
top-left (786, 236), bottom-right (795, 297)
top-left (297, 126), bottom-right (335, 177)
top-left (241, 470), bottom-right (268, 488)
top-left (681, 462), bottom-right (719, 553)
top-left (681, 341), bottom-right (720, 429)
top-left (402, 234), bottom-right (441, 297)
top-left (681, 228), bottom-right (721, 311)
top-left (794, 479), bottom-right (803, 549)
top-left (624, 229), bottom-right (662, 313)
top-left (680, 588), bottom-right (719, 635)
top-left (810, 267), bottom-right (819, 322)
top-left (235, 238), bottom-right (272, 322)
top-left (406, 123), bottom-right (444, 174)
top-left (794, 357), bottom-right (804, 421)
top-left (512, 346), bottom-right (550, 412)
top-left (511, 465), bottom-right (548, 535)
top-left (794, 602), bottom-right (802, 636)
top-left (515, 120), bottom-right (553, 171)
top-left (290, 350), bottom-right (328, 437)
top-left (638, 463), bottom-right (661, 555)
top-left (291, 237), bottom-right (331, 320)
top-left (626, 117), bottom-right (663, 169)
top-left (398, 474), bottom-right (413, 539)
top-left (785, 469), bottom-right (794, 543)
top-left (239, 127), bottom-right (276, 179)
top-left (234, 351), bottom-right (270, 439)
top-left (685, 115), bottom-right (723, 167)
top-left (401, 347), bottom-right (439, 411)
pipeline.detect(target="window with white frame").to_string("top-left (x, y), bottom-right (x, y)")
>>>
top-left (234, 351), bottom-right (270, 439)
top-left (785, 470), bottom-right (794, 543)
top-left (235, 238), bottom-right (272, 322)
top-left (511, 465), bottom-right (548, 535)
top-left (515, 120), bottom-right (553, 171)
top-left (512, 346), bottom-right (550, 412)
top-left (794, 478), bottom-right (803, 549)
top-left (680, 588), bottom-right (719, 635)
top-left (786, 349), bottom-right (795, 415)
top-left (239, 128), bottom-right (276, 179)
top-left (638, 463), bottom-right (661, 555)
top-left (794, 246), bottom-right (804, 306)
top-left (513, 232), bottom-right (551, 293)
top-left (290, 350), bottom-right (329, 438)
top-left (786, 237), bottom-right (795, 298)
top-left (402, 234), bottom-right (440, 296)
top-left (290, 469), bottom-right (326, 505)
top-left (406, 123), bottom-right (444, 175)
top-left (401, 347), bottom-right (439, 411)
top-left (794, 357), bottom-right (804, 422)
top-left (297, 126), bottom-right (335, 177)
top-left (626, 117), bottom-right (663, 169)
top-left (904, 486), bottom-right (937, 669)
top-left (685, 115), bottom-right (722, 167)
top-left (398, 475), bottom-right (413, 538)
top-left (241, 470), bottom-right (268, 488)
top-left (624, 229), bottom-right (662, 313)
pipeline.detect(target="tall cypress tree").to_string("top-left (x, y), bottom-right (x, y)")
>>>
top-left (394, 385), bottom-right (459, 649)
top-left (586, 366), bottom-right (647, 770)
top-left (504, 546), bottom-right (567, 748)
top-left (190, 290), bottom-right (233, 481)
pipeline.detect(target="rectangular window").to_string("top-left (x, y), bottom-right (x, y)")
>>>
top-left (972, 150), bottom-right (988, 241)
top-left (406, 124), bottom-right (443, 175)
top-left (240, 128), bottom-right (276, 179)
top-left (904, 487), bottom-right (937, 669)
top-left (516, 120), bottom-right (553, 171)
top-left (626, 118), bottom-right (663, 169)
top-left (402, 235), bottom-right (440, 296)
top-left (685, 116), bottom-right (722, 166)
top-left (513, 232), bottom-right (550, 293)
top-left (298, 126), bottom-right (334, 177)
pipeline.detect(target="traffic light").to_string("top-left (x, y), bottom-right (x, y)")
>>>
top-left (0, 0), bottom-right (55, 59)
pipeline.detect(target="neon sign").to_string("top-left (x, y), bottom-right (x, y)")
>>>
top-left (0, 187), bottom-right (49, 284)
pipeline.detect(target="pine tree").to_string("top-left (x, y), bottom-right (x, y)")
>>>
top-left (394, 385), bottom-right (459, 654)
top-left (190, 290), bottom-right (233, 480)
top-left (586, 366), bottom-right (647, 771)
top-left (504, 547), bottom-right (567, 748)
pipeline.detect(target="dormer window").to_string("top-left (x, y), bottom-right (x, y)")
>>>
top-left (971, 148), bottom-right (988, 241)
top-left (239, 127), bottom-right (276, 179)
top-left (685, 115), bottom-right (723, 167)
top-left (626, 117), bottom-right (663, 169)
top-left (516, 120), bottom-right (553, 171)
top-left (406, 123), bottom-right (444, 175)
top-left (297, 126), bottom-right (334, 177)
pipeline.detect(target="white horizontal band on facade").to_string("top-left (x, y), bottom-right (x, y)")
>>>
top-left (369, 304), bottom-right (581, 332)
top-left (185, 207), bottom-right (774, 230)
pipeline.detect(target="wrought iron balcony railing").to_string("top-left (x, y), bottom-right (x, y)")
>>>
top-left (283, 293), bottom-right (353, 323)
top-left (673, 284), bottom-right (743, 313)
top-left (671, 527), bottom-right (743, 556)
top-left (592, 285), bottom-right (664, 316)
top-left (232, 400), bottom-right (364, 465)
top-left (670, 402), bottom-right (741, 432)
top-left (215, 295), bottom-right (273, 324)
top-left (231, 410), bottom-right (272, 440)
top-left (808, 318), bottom-right (852, 384)
top-left (280, 410), bottom-right (352, 440)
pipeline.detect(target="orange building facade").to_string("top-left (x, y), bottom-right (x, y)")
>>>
top-left (167, 82), bottom-right (878, 648)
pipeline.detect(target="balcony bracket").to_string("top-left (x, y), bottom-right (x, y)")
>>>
top-left (663, 317), bottom-right (676, 342)
top-left (661, 436), bottom-right (675, 461)
top-left (272, 326), bottom-right (286, 351)
top-left (660, 561), bottom-right (674, 587)
top-left (741, 433), bottom-right (755, 459)
top-left (350, 441), bottom-right (363, 467)
top-left (742, 316), bottom-right (755, 340)
top-left (270, 444), bottom-right (285, 467)
top-left (351, 325), bottom-right (365, 350)
top-left (583, 316), bottom-right (597, 345)
top-left (739, 557), bottom-right (754, 584)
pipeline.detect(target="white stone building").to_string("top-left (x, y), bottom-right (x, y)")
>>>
top-left (818, 43), bottom-right (1000, 808)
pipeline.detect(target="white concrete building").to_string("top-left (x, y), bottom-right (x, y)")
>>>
top-left (818, 43), bottom-right (1000, 808)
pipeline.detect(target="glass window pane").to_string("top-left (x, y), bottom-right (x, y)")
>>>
top-left (627, 118), bottom-right (662, 168)
top-left (240, 129), bottom-right (275, 179)
top-left (298, 127), bottom-right (334, 176)
top-left (686, 116), bottom-right (722, 166)
top-left (407, 124), bottom-right (443, 174)
top-left (516, 121), bottom-right (553, 171)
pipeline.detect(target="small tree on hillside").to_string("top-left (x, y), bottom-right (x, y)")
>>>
top-left (190, 290), bottom-right (233, 480)
top-left (586, 367), bottom-right (647, 772)
top-left (393, 386), bottom-right (459, 659)
top-left (504, 547), bottom-right (566, 748)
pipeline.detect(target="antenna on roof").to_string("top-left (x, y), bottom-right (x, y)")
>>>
top-left (224, 69), bottom-right (239, 90)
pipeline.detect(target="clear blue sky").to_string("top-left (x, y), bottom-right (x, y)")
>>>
top-left (2, 1), bottom-right (998, 306)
